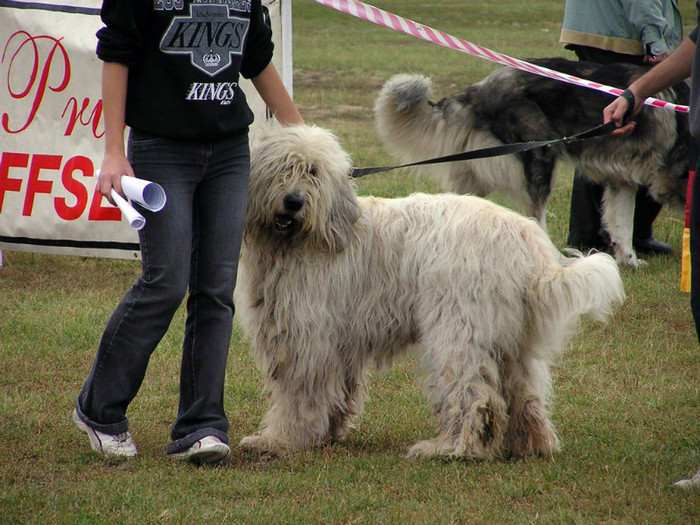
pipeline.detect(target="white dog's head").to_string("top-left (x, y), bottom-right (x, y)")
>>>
top-left (246, 125), bottom-right (362, 254)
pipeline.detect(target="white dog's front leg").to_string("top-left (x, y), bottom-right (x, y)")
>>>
top-left (240, 381), bottom-right (333, 455)
top-left (602, 184), bottom-right (643, 267)
top-left (240, 347), bottom-right (362, 455)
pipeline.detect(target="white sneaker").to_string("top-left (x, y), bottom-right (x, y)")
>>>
top-left (169, 436), bottom-right (230, 465)
top-left (72, 409), bottom-right (138, 458)
top-left (673, 469), bottom-right (700, 489)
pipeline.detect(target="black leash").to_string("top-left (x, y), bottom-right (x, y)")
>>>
top-left (350, 121), bottom-right (618, 178)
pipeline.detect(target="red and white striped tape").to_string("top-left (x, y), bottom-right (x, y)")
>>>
top-left (313, 0), bottom-right (689, 114)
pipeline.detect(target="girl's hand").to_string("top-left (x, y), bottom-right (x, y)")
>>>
top-left (98, 152), bottom-right (135, 206)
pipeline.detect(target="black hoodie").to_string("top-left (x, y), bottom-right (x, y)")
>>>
top-left (96, 0), bottom-right (274, 140)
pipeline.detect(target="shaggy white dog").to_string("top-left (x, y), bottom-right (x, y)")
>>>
top-left (235, 125), bottom-right (625, 459)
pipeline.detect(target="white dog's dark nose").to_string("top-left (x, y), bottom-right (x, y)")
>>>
top-left (283, 193), bottom-right (304, 213)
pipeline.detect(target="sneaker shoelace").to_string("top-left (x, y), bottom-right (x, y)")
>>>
top-left (114, 432), bottom-right (132, 444)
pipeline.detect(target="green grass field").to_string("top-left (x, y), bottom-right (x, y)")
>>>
top-left (1, 1), bottom-right (698, 523)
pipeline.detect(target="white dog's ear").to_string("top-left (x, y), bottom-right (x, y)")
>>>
top-left (318, 182), bottom-right (361, 253)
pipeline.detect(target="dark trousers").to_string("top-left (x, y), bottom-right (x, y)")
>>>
top-left (690, 140), bottom-right (700, 342)
top-left (76, 130), bottom-right (251, 454)
top-left (566, 45), bottom-right (663, 248)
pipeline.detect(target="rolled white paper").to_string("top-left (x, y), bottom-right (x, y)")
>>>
top-left (110, 189), bottom-right (145, 230)
top-left (120, 175), bottom-right (166, 212)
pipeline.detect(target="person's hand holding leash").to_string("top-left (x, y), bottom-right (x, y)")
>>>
top-left (603, 89), bottom-right (642, 137)
top-left (604, 37), bottom-right (696, 139)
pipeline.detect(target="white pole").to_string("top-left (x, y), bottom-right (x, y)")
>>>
top-left (280, 0), bottom-right (294, 97)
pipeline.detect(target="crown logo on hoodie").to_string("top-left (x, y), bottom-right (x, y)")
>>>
top-left (203, 49), bottom-right (221, 68)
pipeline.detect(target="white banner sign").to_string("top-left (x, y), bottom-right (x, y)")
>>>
top-left (0, 0), bottom-right (289, 259)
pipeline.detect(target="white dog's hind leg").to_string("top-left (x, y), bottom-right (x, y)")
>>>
top-left (502, 354), bottom-right (560, 458)
top-left (327, 373), bottom-right (368, 443)
top-left (602, 185), bottom-right (642, 267)
top-left (407, 344), bottom-right (508, 460)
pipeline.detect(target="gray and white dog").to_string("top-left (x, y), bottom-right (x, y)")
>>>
top-left (375, 57), bottom-right (690, 267)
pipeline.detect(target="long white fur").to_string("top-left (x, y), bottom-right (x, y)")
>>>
top-left (236, 125), bottom-right (625, 459)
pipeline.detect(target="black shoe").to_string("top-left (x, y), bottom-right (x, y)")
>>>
top-left (633, 237), bottom-right (672, 255)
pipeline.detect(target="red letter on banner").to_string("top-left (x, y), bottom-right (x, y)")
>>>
top-left (2, 32), bottom-right (70, 134)
top-left (0, 152), bottom-right (29, 213)
top-left (23, 154), bottom-right (60, 216)
top-left (62, 97), bottom-right (104, 138)
top-left (55, 156), bottom-right (91, 220)
top-left (88, 191), bottom-right (121, 221)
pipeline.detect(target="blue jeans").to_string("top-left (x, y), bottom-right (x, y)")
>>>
top-left (76, 129), bottom-right (250, 454)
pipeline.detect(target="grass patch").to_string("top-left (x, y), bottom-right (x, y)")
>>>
top-left (1, 1), bottom-right (699, 523)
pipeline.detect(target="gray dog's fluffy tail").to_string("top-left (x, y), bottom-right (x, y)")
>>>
top-left (374, 74), bottom-right (449, 164)
top-left (376, 73), bottom-right (433, 113)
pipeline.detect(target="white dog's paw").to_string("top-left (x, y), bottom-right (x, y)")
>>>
top-left (407, 433), bottom-right (504, 460)
top-left (239, 434), bottom-right (283, 455)
top-left (406, 438), bottom-right (446, 459)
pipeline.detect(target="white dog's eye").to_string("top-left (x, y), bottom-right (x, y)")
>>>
top-left (309, 166), bottom-right (317, 176)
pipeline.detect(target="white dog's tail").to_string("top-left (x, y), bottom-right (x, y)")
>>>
top-left (530, 252), bottom-right (625, 357)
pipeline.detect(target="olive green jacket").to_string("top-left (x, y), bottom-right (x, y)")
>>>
top-left (560, 0), bottom-right (682, 57)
